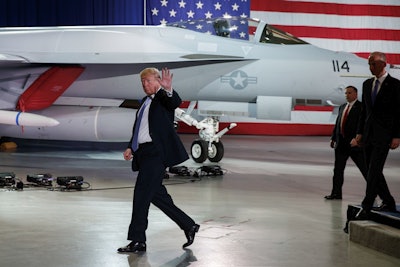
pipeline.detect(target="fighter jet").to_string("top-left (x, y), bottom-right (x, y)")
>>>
top-left (0, 17), bottom-right (386, 162)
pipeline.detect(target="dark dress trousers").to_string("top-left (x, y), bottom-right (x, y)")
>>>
top-left (330, 100), bottom-right (367, 196)
top-left (127, 89), bottom-right (194, 242)
top-left (358, 74), bottom-right (400, 210)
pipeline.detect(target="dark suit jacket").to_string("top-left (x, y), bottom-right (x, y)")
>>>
top-left (358, 74), bottom-right (400, 146)
top-left (128, 89), bottom-right (189, 168)
top-left (332, 100), bottom-right (362, 148)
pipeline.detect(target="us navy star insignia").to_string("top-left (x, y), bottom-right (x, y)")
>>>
top-left (220, 70), bottom-right (257, 89)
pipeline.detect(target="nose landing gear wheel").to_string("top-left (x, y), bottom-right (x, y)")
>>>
top-left (190, 140), bottom-right (225, 163)
top-left (208, 141), bottom-right (224, 162)
top-left (191, 139), bottom-right (208, 163)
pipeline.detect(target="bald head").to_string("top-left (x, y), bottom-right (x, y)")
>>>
top-left (368, 51), bottom-right (387, 78)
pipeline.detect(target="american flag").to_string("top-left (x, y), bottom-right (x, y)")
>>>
top-left (250, 0), bottom-right (400, 65)
top-left (146, 0), bottom-right (250, 39)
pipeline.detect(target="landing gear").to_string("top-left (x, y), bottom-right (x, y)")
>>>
top-left (175, 105), bottom-right (236, 164)
top-left (190, 140), bottom-right (225, 163)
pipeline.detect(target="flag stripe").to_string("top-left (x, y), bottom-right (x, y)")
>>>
top-left (251, 0), bottom-right (400, 17)
top-left (355, 53), bottom-right (400, 65)
top-left (272, 25), bottom-right (400, 41)
top-left (299, 0), bottom-right (400, 5)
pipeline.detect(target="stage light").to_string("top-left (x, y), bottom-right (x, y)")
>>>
top-left (56, 176), bottom-right (84, 190)
top-left (27, 173), bottom-right (53, 186)
top-left (0, 172), bottom-right (16, 187)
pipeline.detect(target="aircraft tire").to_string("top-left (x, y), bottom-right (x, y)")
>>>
top-left (208, 141), bottom-right (224, 162)
top-left (191, 139), bottom-right (208, 163)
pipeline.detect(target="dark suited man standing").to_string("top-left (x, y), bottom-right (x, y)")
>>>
top-left (325, 86), bottom-right (368, 200)
top-left (356, 51), bottom-right (400, 216)
top-left (118, 67), bottom-right (199, 253)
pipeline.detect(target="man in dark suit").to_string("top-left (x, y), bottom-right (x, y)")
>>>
top-left (325, 86), bottom-right (368, 200)
top-left (355, 51), bottom-right (400, 216)
top-left (118, 67), bottom-right (199, 253)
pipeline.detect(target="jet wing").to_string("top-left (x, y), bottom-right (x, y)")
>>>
top-left (0, 23), bottom-right (256, 115)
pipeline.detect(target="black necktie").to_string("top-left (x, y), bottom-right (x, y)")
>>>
top-left (371, 80), bottom-right (380, 105)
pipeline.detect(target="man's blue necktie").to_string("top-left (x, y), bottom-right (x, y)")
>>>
top-left (371, 80), bottom-right (380, 105)
top-left (132, 97), bottom-right (150, 151)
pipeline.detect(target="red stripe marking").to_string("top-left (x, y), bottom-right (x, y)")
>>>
top-left (17, 66), bottom-right (84, 111)
top-left (294, 105), bottom-right (333, 111)
top-left (178, 122), bottom-right (334, 136)
top-left (180, 101), bottom-right (196, 109)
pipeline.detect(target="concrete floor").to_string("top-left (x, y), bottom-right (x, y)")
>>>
top-left (1, 134), bottom-right (400, 267)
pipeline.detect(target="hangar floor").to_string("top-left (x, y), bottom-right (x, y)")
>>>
top-left (1, 134), bottom-right (400, 267)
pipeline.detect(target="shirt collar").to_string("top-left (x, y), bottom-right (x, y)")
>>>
top-left (376, 72), bottom-right (388, 84)
top-left (347, 99), bottom-right (357, 106)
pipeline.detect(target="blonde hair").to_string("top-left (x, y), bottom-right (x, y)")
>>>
top-left (140, 68), bottom-right (160, 79)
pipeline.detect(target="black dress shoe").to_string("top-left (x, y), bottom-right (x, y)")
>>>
top-left (183, 224), bottom-right (200, 248)
top-left (324, 194), bottom-right (342, 200)
top-left (117, 241), bottom-right (146, 253)
top-left (355, 208), bottom-right (370, 220)
top-left (372, 204), bottom-right (398, 212)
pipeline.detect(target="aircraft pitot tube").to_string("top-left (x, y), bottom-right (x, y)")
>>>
top-left (175, 107), bottom-right (236, 163)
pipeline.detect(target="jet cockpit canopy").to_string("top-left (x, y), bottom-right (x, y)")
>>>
top-left (166, 16), bottom-right (308, 45)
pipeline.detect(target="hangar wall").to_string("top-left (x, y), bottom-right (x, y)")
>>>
top-left (0, 0), bottom-right (144, 26)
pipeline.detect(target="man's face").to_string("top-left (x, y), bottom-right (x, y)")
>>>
top-left (141, 74), bottom-right (160, 96)
top-left (368, 55), bottom-right (386, 77)
top-left (345, 87), bottom-right (357, 102)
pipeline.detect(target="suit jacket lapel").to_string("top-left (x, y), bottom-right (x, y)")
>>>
top-left (373, 74), bottom-right (392, 103)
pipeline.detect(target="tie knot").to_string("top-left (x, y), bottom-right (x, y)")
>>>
top-left (343, 104), bottom-right (350, 114)
top-left (142, 96), bottom-right (151, 105)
